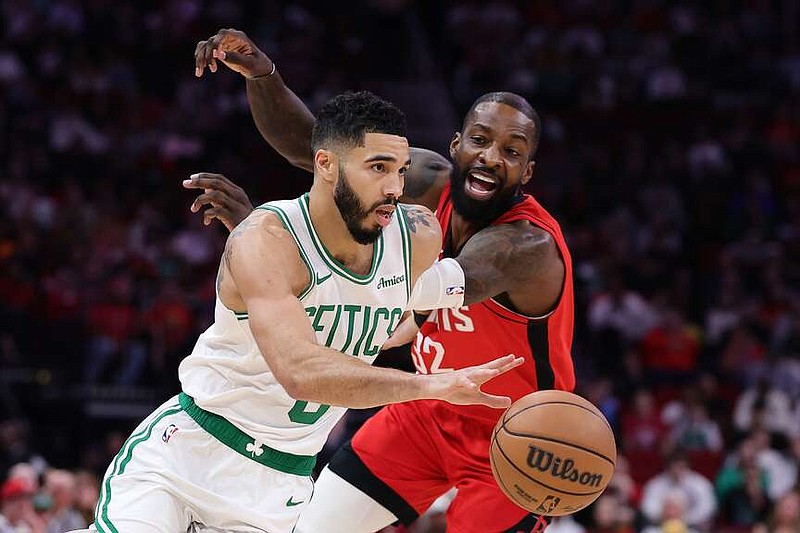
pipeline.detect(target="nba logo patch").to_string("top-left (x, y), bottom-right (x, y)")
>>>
top-left (535, 495), bottom-right (561, 514)
top-left (445, 285), bottom-right (465, 296)
top-left (162, 424), bottom-right (179, 443)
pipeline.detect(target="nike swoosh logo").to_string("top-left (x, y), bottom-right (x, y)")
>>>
top-left (286, 496), bottom-right (304, 507)
top-left (315, 272), bottom-right (332, 285)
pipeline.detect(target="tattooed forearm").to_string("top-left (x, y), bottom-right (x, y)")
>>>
top-left (455, 222), bottom-right (554, 304)
top-left (401, 204), bottom-right (435, 234)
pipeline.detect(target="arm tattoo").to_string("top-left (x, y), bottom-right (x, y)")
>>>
top-left (219, 217), bottom-right (260, 285)
top-left (456, 223), bottom-right (552, 303)
top-left (401, 205), bottom-right (434, 234)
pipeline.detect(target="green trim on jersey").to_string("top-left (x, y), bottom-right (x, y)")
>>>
top-left (396, 205), bottom-right (413, 301)
top-left (179, 393), bottom-right (316, 476)
top-left (298, 194), bottom-right (384, 285)
top-left (256, 203), bottom-right (316, 301)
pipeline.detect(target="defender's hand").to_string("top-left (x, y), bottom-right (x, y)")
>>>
top-left (195, 28), bottom-right (273, 79)
top-left (425, 354), bottom-right (524, 408)
top-left (183, 173), bottom-right (254, 231)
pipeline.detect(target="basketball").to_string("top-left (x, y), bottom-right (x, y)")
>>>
top-left (490, 390), bottom-right (616, 516)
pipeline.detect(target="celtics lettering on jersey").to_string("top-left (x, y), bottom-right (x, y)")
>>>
top-left (304, 304), bottom-right (404, 356)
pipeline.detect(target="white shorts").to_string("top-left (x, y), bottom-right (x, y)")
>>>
top-left (92, 396), bottom-right (314, 533)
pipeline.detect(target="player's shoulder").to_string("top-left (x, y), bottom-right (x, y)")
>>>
top-left (228, 208), bottom-right (296, 251)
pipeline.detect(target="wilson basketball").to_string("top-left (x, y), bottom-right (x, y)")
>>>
top-left (490, 390), bottom-right (616, 516)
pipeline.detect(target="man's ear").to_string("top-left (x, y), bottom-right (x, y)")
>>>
top-left (521, 160), bottom-right (535, 186)
top-left (314, 149), bottom-right (337, 184)
top-left (449, 132), bottom-right (461, 160)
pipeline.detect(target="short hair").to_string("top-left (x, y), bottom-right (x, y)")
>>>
top-left (311, 91), bottom-right (407, 153)
top-left (463, 92), bottom-right (542, 158)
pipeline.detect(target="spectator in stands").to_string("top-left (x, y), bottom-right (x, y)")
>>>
top-left (42, 469), bottom-right (85, 533)
top-left (640, 309), bottom-right (701, 385)
top-left (753, 490), bottom-right (800, 533)
top-left (667, 401), bottom-right (723, 453)
top-left (716, 438), bottom-right (772, 528)
top-left (640, 450), bottom-right (716, 530)
top-left (750, 429), bottom-right (797, 501)
top-left (622, 389), bottom-right (668, 454)
top-left (585, 492), bottom-right (635, 533)
top-left (641, 489), bottom-right (698, 533)
top-left (0, 477), bottom-right (45, 533)
top-left (733, 377), bottom-right (795, 439)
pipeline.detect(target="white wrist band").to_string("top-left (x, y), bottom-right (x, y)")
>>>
top-left (407, 258), bottom-right (466, 311)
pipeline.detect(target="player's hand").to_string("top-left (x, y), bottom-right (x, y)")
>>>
top-left (195, 28), bottom-right (273, 79)
top-left (183, 173), bottom-right (254, 231)
top-left (425, 354), bottom-right (524, 409)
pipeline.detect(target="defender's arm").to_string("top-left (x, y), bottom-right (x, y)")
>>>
top-left (455, 221), bottom-right (565, 316)
top-left (224, 212), bottom-right (520, 409)
top-left (194, 29), bottom-right (450, 208)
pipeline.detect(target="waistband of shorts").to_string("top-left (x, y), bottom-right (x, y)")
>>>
top-left (179, 392), bottom-right (316, 476)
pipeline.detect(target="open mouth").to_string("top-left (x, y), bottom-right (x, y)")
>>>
top-left (374, 205), bottom-right (396, 227)
top-left (465, 171), bottom-right (499, 200)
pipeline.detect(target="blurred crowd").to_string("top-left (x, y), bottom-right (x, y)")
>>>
top-left (1, 0), bottom-right (799, 531)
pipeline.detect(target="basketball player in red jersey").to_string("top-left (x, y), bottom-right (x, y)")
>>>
top-left (191, 29), bottom-right (575, 533)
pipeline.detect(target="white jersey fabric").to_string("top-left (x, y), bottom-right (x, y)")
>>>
top-left (92, 195), bottom-right (414, 533)
top-left (179, 194), bottom-right (412, 456)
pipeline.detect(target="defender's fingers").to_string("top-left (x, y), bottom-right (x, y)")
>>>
top-left (195, 40), bottom-right (208, 76)
top-left (184, 174), bottom-right (235, 193)
top-left (190, 191), bottom-right (228, 211)
top-left (203, 207), bottom-right (223, 226)
top-left (203, 37), bottom-right (220, 73)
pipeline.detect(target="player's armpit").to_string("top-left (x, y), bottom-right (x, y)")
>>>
top-left (455, 221), bottom-right (564, 315)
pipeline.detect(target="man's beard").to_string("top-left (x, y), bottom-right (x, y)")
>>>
top-left (334, 165), bottom-right (397, 245)
top-left (449, 165), bottom-right (521, 224)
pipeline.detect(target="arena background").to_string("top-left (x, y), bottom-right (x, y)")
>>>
top-left (1, 1), bottom-right (799, 531)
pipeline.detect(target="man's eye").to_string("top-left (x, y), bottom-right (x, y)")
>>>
top-left (470, 136), bottom-right (485, 145)
top-left (372, 163), bottom-right (385, 172)
top-left (507, 148), bottom-right (520, 157)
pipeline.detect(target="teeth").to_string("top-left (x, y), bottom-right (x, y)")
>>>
top-left (470, 172), bottom-right (496, 184)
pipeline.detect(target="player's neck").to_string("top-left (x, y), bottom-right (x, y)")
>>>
top-left (449, 211), bottom-right (487, 252)
top-left (307, 188), bottom-right (374, 271)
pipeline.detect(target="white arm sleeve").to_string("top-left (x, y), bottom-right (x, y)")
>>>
top-left (407, 258), bottom-right (466, 311)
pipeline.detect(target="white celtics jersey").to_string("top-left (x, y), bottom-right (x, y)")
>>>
top-left (179, 194), bottom-right (412, 456)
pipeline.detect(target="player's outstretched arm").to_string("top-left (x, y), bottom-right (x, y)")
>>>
top-left (455, 221), bottom-right (565, 316)
top-left (195, 29), bottom-right (451, 210)
top-left (195, 28), bottom-right (315, 171)
top-left (223, 211), bottom-right (522, 409)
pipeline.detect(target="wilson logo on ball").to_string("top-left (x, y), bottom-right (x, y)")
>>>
top-left (526, 445), bottom-right (604, 488)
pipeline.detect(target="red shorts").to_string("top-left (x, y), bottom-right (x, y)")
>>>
top-left (350, 399), bottom-right (529, 533)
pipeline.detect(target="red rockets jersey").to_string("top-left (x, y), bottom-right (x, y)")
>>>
top-left (410, 182), bottom-right (576, 420)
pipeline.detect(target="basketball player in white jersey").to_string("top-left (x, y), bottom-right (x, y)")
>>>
top-left (90, 91), bottom-right (522, 533)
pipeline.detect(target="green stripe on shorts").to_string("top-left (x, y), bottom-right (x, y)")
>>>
top-left (95, 403), bottom-right (182, 533)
